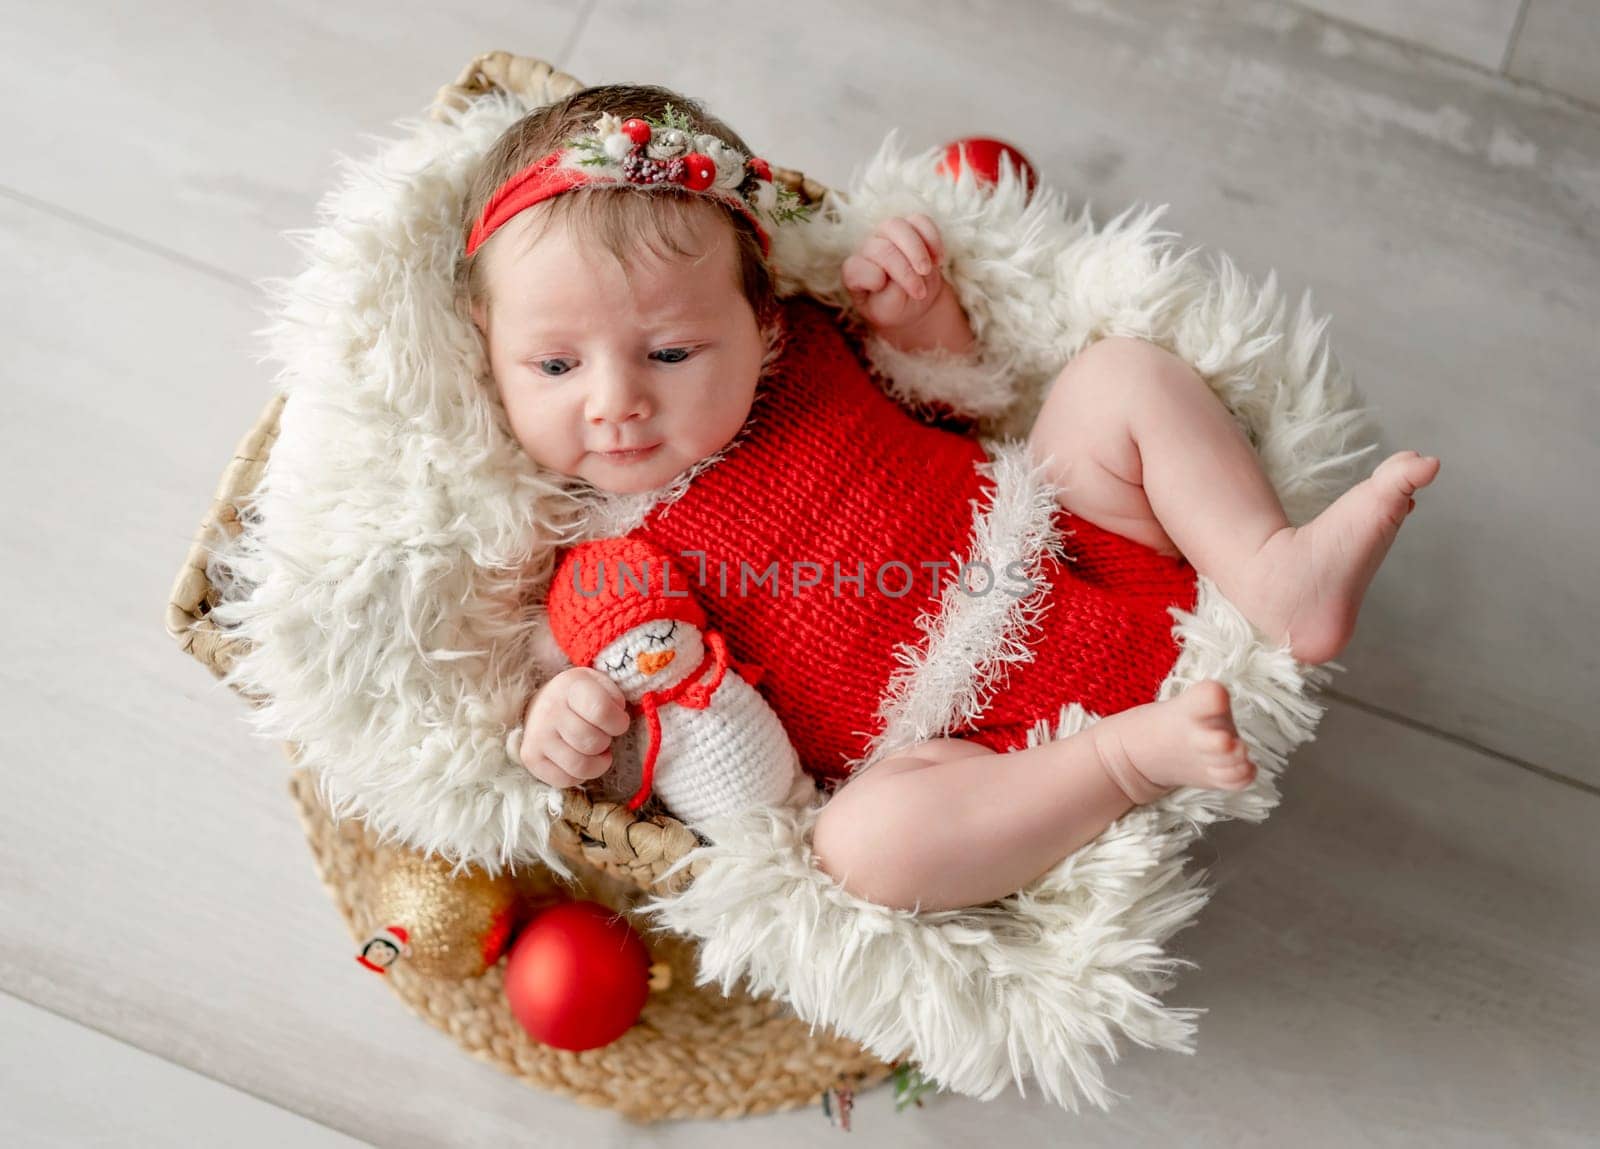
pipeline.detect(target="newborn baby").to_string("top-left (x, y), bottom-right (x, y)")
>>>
top-left (462, 83), bottom-right (1440, 913)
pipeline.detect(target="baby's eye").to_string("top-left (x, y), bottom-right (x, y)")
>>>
top-left (650, 347), bottom-right (693, 365)
top-left (535, 358), bottom-right (575, 377)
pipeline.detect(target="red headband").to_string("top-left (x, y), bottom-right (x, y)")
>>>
top-left (464, 107), bottom-right (811, 260)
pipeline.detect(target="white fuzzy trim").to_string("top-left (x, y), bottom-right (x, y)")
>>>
top-left (857, 333), bottom-right (1022, 426)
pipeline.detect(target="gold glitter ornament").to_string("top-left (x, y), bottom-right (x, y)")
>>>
top-left (362, 850), bottom-right (524, 980)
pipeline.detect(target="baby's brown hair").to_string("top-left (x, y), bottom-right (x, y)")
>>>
top-left (454, 83), bottom-right (778, 331)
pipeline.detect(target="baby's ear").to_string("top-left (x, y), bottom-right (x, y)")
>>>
top-left (470, 298), bottom-right (488, 333)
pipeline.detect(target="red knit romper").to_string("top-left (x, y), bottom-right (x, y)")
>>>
top-left (623, 297), bottom-right (1200, 784)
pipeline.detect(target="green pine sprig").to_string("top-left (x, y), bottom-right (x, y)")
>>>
top-left (890, 1061), bottom-right (937, 1112)
top-left (655, 103), bottom-right (696, 136)
top-left (565, 131), bottom-right (610, 166)
top-left (767, 181), bottom-right (814, 225)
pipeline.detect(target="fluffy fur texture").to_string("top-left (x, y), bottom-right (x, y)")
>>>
top-left (200, 87), bottom-right (1379, 1110)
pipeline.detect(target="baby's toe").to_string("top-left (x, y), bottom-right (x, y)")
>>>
top-left (1180, 679), bottom-right (1232, 719)
top-left (1211, 756), bottom-right (1256, 789)
top-left (1377, 450), bottom-right (1441, 496)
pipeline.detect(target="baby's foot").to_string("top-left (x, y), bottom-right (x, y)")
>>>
top-left (1092, 680), bottom-right (1256, 805)
top-left (1238, 450), bottom-right (1441, 665)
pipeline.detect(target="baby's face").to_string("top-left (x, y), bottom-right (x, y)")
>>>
top-left (472, 204), bottom-right (766, 495)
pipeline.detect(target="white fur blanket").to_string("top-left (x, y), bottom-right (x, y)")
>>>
top-left (206, 84), bottom-right (1380, 1112)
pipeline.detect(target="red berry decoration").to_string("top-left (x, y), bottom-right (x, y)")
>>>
top-left (681, 152), bottom-right (717, 192)
top-left (503, 901), bottom-right (652, 1051)
top-left (747, 156), bottom-right (772, 183)
top-left (621, 118), bottom-right (652, 146)
top-left (938, 137), bottom-right (1038, 196)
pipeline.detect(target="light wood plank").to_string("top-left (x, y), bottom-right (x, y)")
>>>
top-left (1164, 705), bottom-right (1599, 1147)
top-left (565, 0), bottom-right (1600, 786)
top-left (1290, 0), bottom-right (1525, 70)
top-left (0, 1), bottom-right (591, 284)
top-left (1508, 0), bottom-right (1600, 108)
top-left (0, 994), bottom-right (367, 1149)
top-left (2, 199), bottom-right (1597, 1146)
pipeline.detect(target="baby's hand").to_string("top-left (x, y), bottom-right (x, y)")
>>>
top-left (842, 214), bottom-right (949, 333)
top-left (514, 667), bottom-right (631, 789)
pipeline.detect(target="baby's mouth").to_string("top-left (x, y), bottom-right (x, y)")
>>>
top-left (597, 443), bottom-right (662, 462)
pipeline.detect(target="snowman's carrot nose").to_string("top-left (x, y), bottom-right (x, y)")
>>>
top-left (637, 649), bottom-right (676, 676)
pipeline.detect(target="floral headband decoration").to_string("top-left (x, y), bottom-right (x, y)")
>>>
top-left (465, 104), bottom-right (813, 259)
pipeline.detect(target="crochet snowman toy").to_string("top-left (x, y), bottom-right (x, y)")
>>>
top-left (545, 538), bottom-right (801, 826)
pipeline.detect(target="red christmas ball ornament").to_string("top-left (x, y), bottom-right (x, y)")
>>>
top-left (747, 156), bottom-right (772, 183)
top-left (681, 152), bottom-right (717, 192)
top-left (503, 901), bottom-right (652, 1051)
top-left (938, 137), bottom-right (1038, 196)
top-left (620, 118), bottom-right (652, 146)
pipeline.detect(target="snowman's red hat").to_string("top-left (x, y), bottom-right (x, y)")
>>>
top-left (548, 538), bottom-right (707, 668)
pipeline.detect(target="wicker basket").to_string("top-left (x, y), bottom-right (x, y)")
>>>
top-left (165, 49), bottom-right (894, 1123)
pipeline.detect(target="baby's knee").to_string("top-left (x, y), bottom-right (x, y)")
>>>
top-left (811, 776), bottom-right (925, 909)
top-left (810, 801), bottom-right (855, 886)
top-left (812, 782), bottom-right (877, 886)
top-left (812, 818), bottom-right (884, 906)
top-left (1036, 337), bottom-right (1154, 449)
top-left (1056, 335), bottom-right (1197, 403)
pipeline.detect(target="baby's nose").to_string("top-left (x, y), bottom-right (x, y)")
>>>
top-left (637, 649), bottom-right (676, 676)
top-left (586, 372), bottom-right (651, 422)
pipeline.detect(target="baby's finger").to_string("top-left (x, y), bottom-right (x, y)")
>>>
top-left (841, 252), bottom-right (889, 299)
top-left (556, 708), bottom-right (614, 757)
top-left (878, 217), bottom-right (935, 276)
top-left (567, 673), bottom-right (631, 737)
top-left (904, 213), bottom-right (945, 265)
top-left (868, 280), bottom-right (915, 325)
top-left (863, 234), bottom-right (926, 301)
top-left (542, 735), bottom-right (612, 781)
top-left (527, 751), bottom-right (584, 790)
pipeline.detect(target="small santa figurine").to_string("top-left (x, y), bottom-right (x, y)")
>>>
top-left (546, 538), bottom-right (800, 826)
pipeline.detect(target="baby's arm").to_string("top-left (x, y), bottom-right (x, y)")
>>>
top-left (842, 214), bottom-right (975, 358)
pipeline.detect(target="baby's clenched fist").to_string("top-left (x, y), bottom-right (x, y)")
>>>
top-left (514, 667), bottom-right (632, 789)
top-left (841, 213), bottom-right (950, 332)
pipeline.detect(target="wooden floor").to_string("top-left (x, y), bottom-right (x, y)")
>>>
top-left (3, 1), bottom-right (1596, 1144)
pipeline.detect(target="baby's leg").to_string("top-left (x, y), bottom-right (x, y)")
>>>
top-left (811, 681), bottom-right (1253, 913)
top-left (1027, 336), bottom-right (1440, 664)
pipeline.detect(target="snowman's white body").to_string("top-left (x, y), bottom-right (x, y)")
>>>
top-left (593, 619), bottom-right (800, 827)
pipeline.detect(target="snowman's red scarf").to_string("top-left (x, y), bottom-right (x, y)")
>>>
top-left (624, 629), bottom-right (766, 813)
